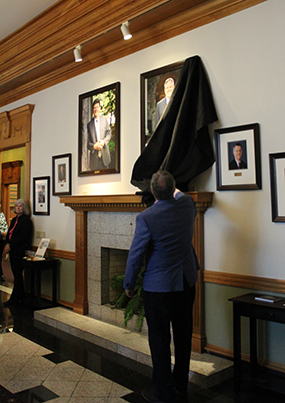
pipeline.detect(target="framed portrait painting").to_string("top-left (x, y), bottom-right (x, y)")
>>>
top-left (269, 152), bottom-right (285, 222)
top-left (52, 153), bottom-right (72, 196)
top-left (140, 61), bottom-right (183, 151)
top-left (78, 82), bottom-right (120, 176)
top-left (214, 123), bottom-right (261, 190)
top-left (33, 176), bottom-right (50, 215)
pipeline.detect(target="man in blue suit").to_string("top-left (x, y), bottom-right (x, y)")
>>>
top-left (87, 98), bottom-right (111, 170)
top-left (124, 171), bottom-right (199, 403)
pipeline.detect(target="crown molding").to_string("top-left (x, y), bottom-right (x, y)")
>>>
top-left (0, 0), bottom-right (266, 108)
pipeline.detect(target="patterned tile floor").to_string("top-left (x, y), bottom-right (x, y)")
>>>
top-left (1, 281), bottom-right (285, 402)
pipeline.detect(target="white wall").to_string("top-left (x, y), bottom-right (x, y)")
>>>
top-left (1, 0), bottom-right (284, 280)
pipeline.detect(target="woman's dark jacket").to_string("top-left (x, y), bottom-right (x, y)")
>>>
top-left (6, 214), bottom-right (33, 258)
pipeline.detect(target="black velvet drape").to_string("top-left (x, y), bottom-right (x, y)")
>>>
top-left (131, 56), bottom-right (217, 204)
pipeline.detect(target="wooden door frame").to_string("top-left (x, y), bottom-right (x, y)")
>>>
top-left (0, 104), bottom-right (34, 206)
top-left (1, 160), bottom-right (22, 224)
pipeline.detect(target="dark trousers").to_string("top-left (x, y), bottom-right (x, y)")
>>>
top-left (9, 255), bottom-right (25, 302)
top-left (0, 240), bottom-right (5, 276)
top-left (144, 280), bottom-right (196, 402)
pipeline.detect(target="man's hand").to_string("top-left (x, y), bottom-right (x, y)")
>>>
top-left (93, 141), bottom-right (104, 151)
top-left (3, 244), bottom-right (10, 254)
top-left (173, 188), bottom-right (180, 197)
top-left (125, 289), bottom-right (135, 299)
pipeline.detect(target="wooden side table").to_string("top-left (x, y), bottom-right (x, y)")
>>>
top-left (23, 258), bottom-right (60, 308)
top-left (229, 293), bottom-right (285, 392)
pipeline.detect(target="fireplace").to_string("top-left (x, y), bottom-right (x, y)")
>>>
top-left (60, 192), bottom-right (213, 353)
top-left (101, 248), bottom-right (129, 305)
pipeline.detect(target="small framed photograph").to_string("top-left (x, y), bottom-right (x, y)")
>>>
top-left (214, 123), bottom-right (261, 190)
top-left (52, 153), bottom-right (72, 196)
top-left (269, 152), bottom-right (285, 222)
top-left (78, 82), bottom-right (120, 176)
top-left (140, 61), bottom-right (183, 150)
top-left (33, 176), bottom-right (50, 215)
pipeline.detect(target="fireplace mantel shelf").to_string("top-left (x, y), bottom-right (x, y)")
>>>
top-left (60, 191), bottom-right (213, 212)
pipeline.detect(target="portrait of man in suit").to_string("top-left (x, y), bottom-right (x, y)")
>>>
top-left (38, 185), bottom-right (45, 203)
top-left (154, 77), bottom-right (175, 128)
top-left (87, 98), bottom-right (111, 171)
top-left (229, 142), bottom-right (248, 170)
top-left (58, 164), bottom-right (66, 183)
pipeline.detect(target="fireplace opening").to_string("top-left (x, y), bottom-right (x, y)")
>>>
top-left (101, 247), bottom-right (129, 305)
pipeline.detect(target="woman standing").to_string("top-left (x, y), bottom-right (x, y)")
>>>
top-left (0, 206), bottom-right (8, 281)
top-left (3, 199), bottom-right (33, 306)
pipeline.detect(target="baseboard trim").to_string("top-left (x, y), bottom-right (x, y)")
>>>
top-left (205, 343), bottom-right (285, 374)
top-left (40, 294), bottom-right (73, 310)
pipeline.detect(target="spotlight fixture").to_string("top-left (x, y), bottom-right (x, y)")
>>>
top-left (120, 21), bottom-right (132, 40)
top-left (73, 45), bottom-right (82, 62)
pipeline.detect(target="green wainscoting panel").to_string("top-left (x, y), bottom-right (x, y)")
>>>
top-left (40, 258), bottom-right (75, 304)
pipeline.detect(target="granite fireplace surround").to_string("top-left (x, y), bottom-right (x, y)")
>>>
top-left (60, 192), bottom-right (213, 353)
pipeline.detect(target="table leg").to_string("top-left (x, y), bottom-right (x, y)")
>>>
top-left (250, 317), bottom-right (258, 367)
top-left (233, 304), bottom-right (241, 392)
top-left (36, 269), bottom-right (41, 308)
top-left (52, 266), bottom-right (57, 306)
top-left (30, 268), bottom-right (35, 297)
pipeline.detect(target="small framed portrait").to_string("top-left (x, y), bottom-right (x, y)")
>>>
top-left (214, 123), bottom-right (261, 190)
top-left (33, 176), bottom-right (50, 215)
top-left (78, 82), bottom-right (120, 176)
top-left (52, 153), bottom-right (72, 196)
top-left (269, 152), bottom-right (285, 222)
top-left (140, 61), bottom-right (183, 151)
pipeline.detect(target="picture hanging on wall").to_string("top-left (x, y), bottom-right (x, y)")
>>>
top-left (140, 61), bottom-right (183, 151)
top-left (214, 123), bottom-right (261, 191)
top-left (78, 82), bottom-right (120, 176)
top-left (269, 152), bottom-right (285, 222)
top-left (33, 176), bottom-right (50, 215)
top-left (52, 153), bottom-right (72, 196)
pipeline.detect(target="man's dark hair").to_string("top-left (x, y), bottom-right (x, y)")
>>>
top-left (151, 170), bottom-right (175, 200)
top-left (92, 98), bottom-right (100, 108)
top-left (233, 142), bottom-right (242, 150)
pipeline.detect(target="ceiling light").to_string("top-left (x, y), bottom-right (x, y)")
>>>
top-left (73, 45), bottom-right (82, 62)
top-left (120, 21), bottom-right (132, 40)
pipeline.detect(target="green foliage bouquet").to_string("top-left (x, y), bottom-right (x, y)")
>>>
top-left (110, 267), bottom-right (145, 331)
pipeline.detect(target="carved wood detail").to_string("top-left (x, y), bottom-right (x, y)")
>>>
top-left (0, 105), bottom-right (34, 150)
top-left (1, 160), bottom-right (22, 184)
top-left (61, 191), bottom-right (213, 352)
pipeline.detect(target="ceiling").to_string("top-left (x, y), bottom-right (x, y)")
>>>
top-left (0, 0), bottom-right (265, 109)
top-left (0, 0), bottom-right (58, 41)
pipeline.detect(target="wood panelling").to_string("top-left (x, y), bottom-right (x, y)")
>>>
top-left (46, 248), bottom-right (75, 260)
top-left (204, 270), bottom-right (285, 294)
top-left (0, 0), bottom-right (266, 107)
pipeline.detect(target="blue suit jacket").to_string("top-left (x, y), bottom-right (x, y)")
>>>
top-left (124, 192), bottom-right (199, 292)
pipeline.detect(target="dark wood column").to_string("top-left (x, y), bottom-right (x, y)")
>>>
top-left (191, 193), bottom-right (213, 353)
top-left (60, 192), bottom-right (213, 352)
top-left (73, 210), bottom-right (88, 314)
